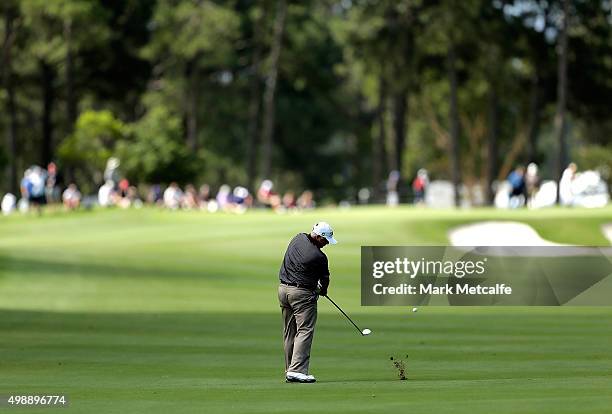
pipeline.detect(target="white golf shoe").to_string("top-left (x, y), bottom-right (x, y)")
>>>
top-left (285, 371), bottom-right (316, 383)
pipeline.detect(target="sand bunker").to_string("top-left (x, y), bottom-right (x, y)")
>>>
top-left (602, 224), bottom-right (612, 245)
top-left (448, 221), bottom-right (562, 246)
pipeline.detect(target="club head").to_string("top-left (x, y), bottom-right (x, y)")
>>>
top-left (362, 328), bottom-right (372, 336)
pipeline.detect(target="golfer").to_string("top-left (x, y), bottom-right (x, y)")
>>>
top-left (278, 221), bottom-right (337, 383)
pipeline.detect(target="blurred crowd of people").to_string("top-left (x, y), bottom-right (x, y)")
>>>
top-left (1, 156), bottom-right (608, 216)
top-left (382, 162), bottom-right (607, 209)
top-left (0, 162), bottom-right (85, 215)
top-left (152, 179), bottom-right (315, 214)
top-left (1, 158), bottom-right (316, 216)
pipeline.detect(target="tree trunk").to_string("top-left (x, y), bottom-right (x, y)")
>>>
top-left (555, 0), bottom-right (569, 204)
top-left (185, 58), bottom-right (199, 152)
top-left (526, 72), bottom-right (541, 164)
top-left (246, 65), bottom-right (261, 193)
top-left (2, 10), bottom-right (18, 193)
top-left (245, 7), bottom-right (265, 193)
top-left (392, 87), bottom-right (408, 174)
top-left (372, 76), bottom-right (388, 199)
top-left (447, 45), bottom-right (461, 207)
top-left (259, 0), bottom-right (287, 180)
top-left (65, 18), bottom-right (77, 132)
top-left (486, 86), bottom-right (499, 205)
top-left (41, 60), bottom-right (55, 166)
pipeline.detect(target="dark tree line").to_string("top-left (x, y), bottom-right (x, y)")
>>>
top-left (1, 0), bottom-right (610, 202)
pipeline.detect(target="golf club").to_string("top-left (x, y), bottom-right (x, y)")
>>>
top-left (323, 294), bottom-right (371, 336)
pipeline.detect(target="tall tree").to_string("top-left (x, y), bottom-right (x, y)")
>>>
top-left (513, 0), bottom-right (556, 165)
top-left (1, 2), bottom-right (19, 193)
top-left (245, 3), bottom-right (267, 192)
top-left (40, 60), bottom-right (55, 166)
top-left (64, 16), bottom-right (76, 129)
top-left (333, 0), bottom-right (423, 195)
top-left (392, 86), bottom-right (408, 173)
top-left (144, 0), bottom-right (239, 151)
top-left (418, 0), bottom-right (481, 206)
top-left (372, 76), bottom-right (388, 195)
top-left (486, 86), bottom-right (499, 204)
top-left (554, 0), bottom-right (569, 203)
top-left (21, 0), bottom-right (109, 164)
top-left (447, 44), bottom-right (461, 206)
top-left (478, 3), bottom-right (511, 205)
top-left (259, 0), bottom-right (287, 180)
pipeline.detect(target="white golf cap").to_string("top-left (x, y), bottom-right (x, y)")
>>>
top-left (312, 221), bottom-right (337, 245)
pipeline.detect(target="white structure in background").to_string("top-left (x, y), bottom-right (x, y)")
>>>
top-left (425, 180), bottom-right (455, 208)
top-left (462, 184), bottom-right (485, 208)
top-left (530, 180), bottom-right (557, 208)
top-left (18, 198), bottom-right (29, 213)
top-left (571, 170), bottom-right (609, 208)
top-left (1, 193), bottom-right (16, 215)
top-left (494, 181), bottom-right (512, 209)
top-left (602, 224), bottom-right (612, 244)
top-left (357, 188), bottom-right (371, 204)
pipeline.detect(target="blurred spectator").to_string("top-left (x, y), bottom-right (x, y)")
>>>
top-left (163, 182), bottom-right (183, 210)
top-left (1, 193), bottom-right (16, 216)
top-left (182, 184), bottom-right (199, 209)
top-left (525, 163), bottom-right (540, 208)
top-left (118, 186), bottom-right (142, 209)
top-left (45, 162), bottom-right (60, 204)
top-left (21, 166), bottom-right (47, 213)
top-left (118, 178), bottom-right (130, 198)
top-left (412, 168), bottom-right (429, 205)
top-left (104, 157), bottom-right (121, 187)
top-left (232, 186), bottom-right (251, 213)
top-left (216, 184), bottom-right (231, 211)
top-left (198, 184), bottom-right (211, 209)
top-left (257, 179), bottom-right (275, 207)
top-left (507, 166), bottom-right (526, 208)
top-left (98, 180), bottom-right (116, 207)
top-left (297, 190), bottom-right (315, 209)
top-left (386, 170), bottom-right (400, 206)
top-left (282, 191), bottom-right (296, 210)
top-left (62, 183), bottom-right (81, 210)
top-left (20, 168), bottom-right (32, 208)
top-left (147, 184), bottom-right (163, 205)
top-left (270, 193), bottom-right (282, 211)
top-left (129, 187), bottom-right (143, 208)
top-left (559, 162), bottom-right (577, 206)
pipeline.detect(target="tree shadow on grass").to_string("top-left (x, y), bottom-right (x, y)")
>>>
top-left (0, 255), bottom-right (224, 281)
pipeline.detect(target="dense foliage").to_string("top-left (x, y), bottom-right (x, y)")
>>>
top-left (1, 0), bottom-right (610, 202)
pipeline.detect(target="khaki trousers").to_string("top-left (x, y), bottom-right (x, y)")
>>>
top-left (278, 284), bottom-right (318, 374)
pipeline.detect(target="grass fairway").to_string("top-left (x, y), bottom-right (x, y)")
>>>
top-left (1, 206), bottom-right (611, 413)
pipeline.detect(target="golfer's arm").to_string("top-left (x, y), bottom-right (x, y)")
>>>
top-left (319, 274), bottom-right (330, 293)
top-left (318, 257), bottom-right (330, 294)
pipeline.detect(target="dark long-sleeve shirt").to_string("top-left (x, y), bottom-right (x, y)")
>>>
top-left (279, 233), bottom-right (330, 291)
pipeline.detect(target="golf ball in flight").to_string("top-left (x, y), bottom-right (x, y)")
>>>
top-left (412, 307), bottom-right (418, 312)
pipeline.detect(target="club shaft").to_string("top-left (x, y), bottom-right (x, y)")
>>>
top-left (324, 295), bottom-right (363, 334)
